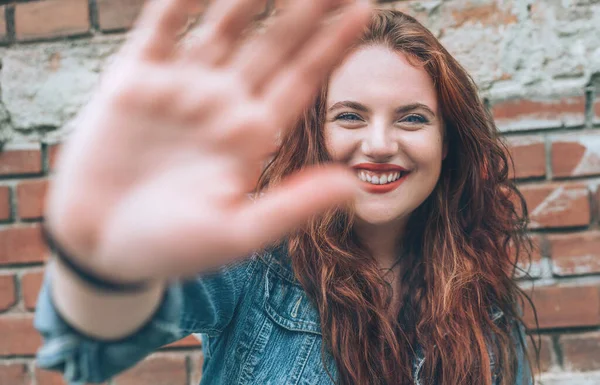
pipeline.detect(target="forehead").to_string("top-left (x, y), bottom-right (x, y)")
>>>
top-left (327, 45), bottom-right (437, 109)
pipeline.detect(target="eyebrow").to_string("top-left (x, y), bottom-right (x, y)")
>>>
top-left (328, 101), bottom-right (369, 113)
top-left (328, 100), bottom-right (436, 117)
top-left (396, 103), bottom-right (436, 117)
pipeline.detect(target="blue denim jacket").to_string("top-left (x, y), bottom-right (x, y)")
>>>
top-left (34, 248), bottom-right (531, 385)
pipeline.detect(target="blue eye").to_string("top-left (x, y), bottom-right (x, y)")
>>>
top-left (402, 114), bottom-right (428, 124)
top-left (336, 113), bottom-right (363, 121)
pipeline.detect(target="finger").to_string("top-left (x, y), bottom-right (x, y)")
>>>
top-left (126, 0), bottom-right (197, 61)
top-left (99, 165), bottom-right (357, 281)
top-left (233, 166), bottom-right (359, 250)
top-left (182, 0), bottom-right (269, 66)
top-left (232, 0), bottom-right (344, 91)
top-left (266, 3), bottom-right (371, 129)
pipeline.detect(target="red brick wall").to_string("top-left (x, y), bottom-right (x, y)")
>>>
top-left (0, 145), bottom-right (203, 380)
top-left (0, 1), bottom-right (599, 384)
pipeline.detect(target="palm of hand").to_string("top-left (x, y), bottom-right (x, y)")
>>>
top-left (45, 0), bottom-right (369, 282)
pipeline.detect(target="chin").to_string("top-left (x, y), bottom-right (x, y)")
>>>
top-left (353, 207), bottom-right (409, 227)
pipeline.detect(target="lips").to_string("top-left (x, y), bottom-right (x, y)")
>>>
top-left (352, 163), bottom-right (410, 194)
top-left (352, 163), bottom-right (407, 172)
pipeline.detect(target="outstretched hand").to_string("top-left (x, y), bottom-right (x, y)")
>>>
top-left (45, 0), bottom-right (370, 283)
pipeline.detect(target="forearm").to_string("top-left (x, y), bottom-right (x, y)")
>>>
top-left (49, 257), bottom-right (166, 340)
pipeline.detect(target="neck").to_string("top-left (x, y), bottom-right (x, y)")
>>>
top-left (353, 218), bottom-right (407, 270)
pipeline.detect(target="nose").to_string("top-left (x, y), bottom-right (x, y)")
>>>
top-left (361, 124), bottom-right (398, 160)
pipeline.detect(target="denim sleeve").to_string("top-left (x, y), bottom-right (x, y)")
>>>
top-left (513, 321), bottom-right (533, 385)
top-left (34, 257), bottom-right (257, 385)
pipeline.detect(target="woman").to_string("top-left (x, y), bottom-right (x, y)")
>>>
top-left (35, 0), bottom-right (534, 384)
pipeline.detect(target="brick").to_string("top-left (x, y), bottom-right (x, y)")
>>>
top-left (0, 149), bottom-right (42, 176)
top-left (113, 354), bottom-right (187, 385)
top-left (0, 275), bottom-right (16, 311)
top-left (506, 136), bottom-right (546, 179)
top-left (22, 270), bottom-right (44, 311)
top-left (492, 96), bottom-right (586, 132)
top-left (15, 0), bottom-right (90, 41)
top-left (97, 0), bottom-right (208, 32)
top-left (163, 334), bottom-right (202, 349)
top-left (34, 367), bottom-right (67, 385)
top-left (552, 132), bottom-right (600, 178)
top-left (597, 188), bottom-right (600, 220)
top-left (0, 363), bottom-right (32, 385)
top-left (548, 231), bottom-right (600, 276)
top-left (0, 6), bottom-right (7, 41)
top-left (526, 334), bottom-right (556, 374)
top-left (449, 2), bottom-right (517, 28)
top-left (0, 225), bottom-right (49, 265)
top-left (0, 315), bottom-right (43, 356)
top-left (561, 331), bottom-right (600, 372)
top-left (97, 0), bottom-right (146, 32)
top-left (0, 185), bottom-right (10, 221)
top-left (17, 180), bottom-right (49, 220)
top-left (522, 284), bottom-right (600, 329)
top-left (35, 365), bottom-right (108, 385)
top-left (519, 183), bottom-right (590, 229)
top-left (515, 234), bottom-right (544, 279)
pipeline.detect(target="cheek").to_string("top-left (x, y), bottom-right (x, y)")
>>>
top-left (406, 132), bottom-right (445, 172)
top-left (324, 126), bottom-right (356, 161)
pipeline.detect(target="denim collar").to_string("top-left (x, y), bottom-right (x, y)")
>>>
top-left (257, 244), bottom-right (505, 322)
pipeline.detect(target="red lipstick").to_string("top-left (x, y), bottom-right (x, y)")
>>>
top-left (352, 163), bottom-right (410, 194)
top-left (352, 163), bottom-right (407, 172)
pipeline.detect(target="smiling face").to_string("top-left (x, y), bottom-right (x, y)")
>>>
top-left (324, 45), bottom-right (446, 229)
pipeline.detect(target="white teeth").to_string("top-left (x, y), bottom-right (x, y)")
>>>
top-left (356, 170), bottom-right (406, 185)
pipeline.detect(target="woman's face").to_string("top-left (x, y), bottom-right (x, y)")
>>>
top-left (324, 45), bottom-right (446, 227)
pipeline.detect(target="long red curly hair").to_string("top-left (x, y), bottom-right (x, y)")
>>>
top-left (256, 9), bottom-right (536, 385)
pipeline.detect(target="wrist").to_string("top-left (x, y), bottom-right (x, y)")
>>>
top-left (42, 221), bottom-right (155, 293)
top-left (50, 256), bottom-right (167, 340)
